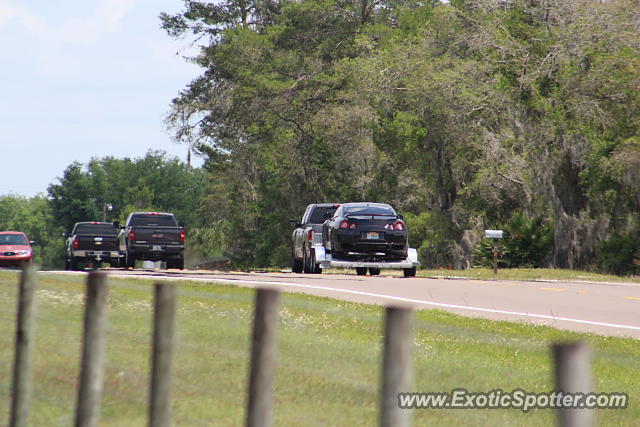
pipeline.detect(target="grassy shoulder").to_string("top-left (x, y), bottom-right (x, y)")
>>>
top-left (0, 270), bottom-right (637, 426)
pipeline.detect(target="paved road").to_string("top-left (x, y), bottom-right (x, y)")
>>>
top-left (54, 269), bottom-right (640, 339)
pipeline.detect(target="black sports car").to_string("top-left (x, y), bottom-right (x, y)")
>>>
top-left (322, 202), bottom-right (408, 260)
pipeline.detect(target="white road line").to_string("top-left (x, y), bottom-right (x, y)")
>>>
top-left (102, 273), bottom-right (640, 333)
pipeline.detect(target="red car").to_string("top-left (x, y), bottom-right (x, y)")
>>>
top-left (0, 231), bottom-right (34, 267)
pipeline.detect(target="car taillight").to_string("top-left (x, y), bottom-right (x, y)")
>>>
top-left (395, 221), bottom-right (405, 231)
top-left (307, 230), bottom-right (313, 242)
top-left (73, 238), bottom-right (79, 249)
top-left (180, 229), bottom-right (185, 243)
top-left (129, 229), bottom-right (136, 241)
top-left (339, 220), bottom-right (357, 229)
top-left (385, 223), bottom-right (395, 230)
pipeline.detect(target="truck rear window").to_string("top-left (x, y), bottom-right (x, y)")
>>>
top-left (308, 207), bottom-right (338, 224)
top-left (74, 224), bottom-right (117, 235)
top-left (129, 214), bottom-right (177, 227)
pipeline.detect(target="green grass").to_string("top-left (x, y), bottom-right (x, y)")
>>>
top-left (0, 270), bottom-right (638, 426)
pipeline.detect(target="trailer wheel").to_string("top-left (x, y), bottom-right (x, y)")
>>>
top-left (356, 267), bottom-right (367, 276)
top-left (368, 268), bottom-right (381, 276)
top-left (403, 267), bottom-right (417, 277)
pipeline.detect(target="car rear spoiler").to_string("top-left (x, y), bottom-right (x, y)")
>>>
top-left (345, 214), bottom-right (399, 219)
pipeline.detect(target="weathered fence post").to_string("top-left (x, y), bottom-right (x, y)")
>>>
top-left (553, 342), bottom-right (594, 427)
top-left (149, 283), bottom-right (177, 427)
top-left (75, 271), bottom-right (109, 427)
top-left (380, 306), bottom-right (414, 427)
top-left (10, 265), bottom-right (38, 427)
top-left (246, 288), bottom-right (281, 427)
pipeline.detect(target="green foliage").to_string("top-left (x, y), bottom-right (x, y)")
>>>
top-left (0, 151), bottom-right (206, 269)
top-left (596, 232), bottom-right (640, 276)
top-left (48, 151), bottom-right (206, 233)
top-left (475, 213), bottom-right (554, 268)
top-left (159, 0), bottom-right (640, 271)
top-left (404, 211), bottom-right (456, 268)
top-left (0, 195), bottom-right (64, 267)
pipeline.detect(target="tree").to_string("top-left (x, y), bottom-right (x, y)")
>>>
top-left (47, 151), bottom-right (206, 232)
top-left (0, 195), bottom-right (65, 267)
top-left (160, 0), bottom-right (640, 272)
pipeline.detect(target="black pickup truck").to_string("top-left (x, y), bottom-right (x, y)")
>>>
top-left (64, 222), bottom-right (122, 270)
top-left (118, 212), bottom-right (185, 269)
top-left (290, 203), bottom-right (339, 273)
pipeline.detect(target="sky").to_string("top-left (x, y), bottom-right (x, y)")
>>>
top-left (0, 0), bottom-right (203, 197)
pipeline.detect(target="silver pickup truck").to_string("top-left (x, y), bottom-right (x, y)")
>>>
top-left (290, 203), bottom-right (339, 273)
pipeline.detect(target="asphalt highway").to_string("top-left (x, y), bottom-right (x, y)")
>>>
top-left (52, 269), bottom-right (640, 339)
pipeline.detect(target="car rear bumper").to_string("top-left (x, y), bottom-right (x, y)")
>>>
top-left (0, 254), bottom-right (33, 266)
top-left (334, 230), bottom-right (407, 257)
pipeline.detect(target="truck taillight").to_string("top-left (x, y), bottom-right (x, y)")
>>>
top-left (129, 229), bottom-right (136, 242)
top-left (307, 230), bottom-right (313, 242)
top-left (180, 229), bottom-right (185, 243)
top-left (73, 238), bottom-right (79, 249)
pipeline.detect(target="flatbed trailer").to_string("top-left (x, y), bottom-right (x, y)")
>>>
top-left (312, 244), bottom-right (420, 277)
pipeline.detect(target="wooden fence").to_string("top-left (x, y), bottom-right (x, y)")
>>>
top-left (7, 265), bottom-right (593, 427)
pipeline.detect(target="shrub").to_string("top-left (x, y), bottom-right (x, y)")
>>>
top-left (596, 232), bottom-right (640, 276)
top-left (474, 213), bottom-right (554, 268)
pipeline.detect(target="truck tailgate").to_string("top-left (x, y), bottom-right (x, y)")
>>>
top-left (75, 235), bottom-right (119, 251)
top-left (134, 227), bottom-right (182, 244)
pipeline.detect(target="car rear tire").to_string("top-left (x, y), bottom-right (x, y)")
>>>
top-left (368, 268), bottom-right (381, 276)
top-left (403, 267), bottom-right (416, 277)
top-left (356, 267), bottom-right (367, 276)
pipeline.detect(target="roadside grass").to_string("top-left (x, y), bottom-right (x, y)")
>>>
top-left (0, 270), bottom-right (637, 426)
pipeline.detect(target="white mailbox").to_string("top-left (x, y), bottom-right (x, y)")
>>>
top-left (485, 229), bottom-right (504, 239)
